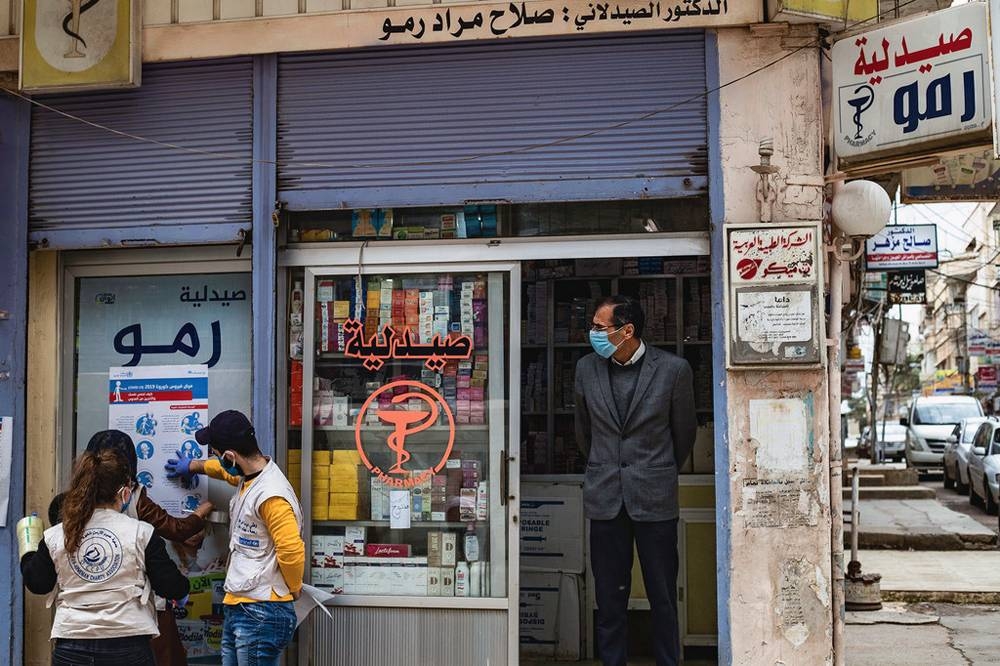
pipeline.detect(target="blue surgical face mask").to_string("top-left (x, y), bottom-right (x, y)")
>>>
top-left (220, 451), bottom-right (243, 477)
top-left (589, 326), bottom-right (624, 359)
top-left (119, 486), bottom-right (134, 514)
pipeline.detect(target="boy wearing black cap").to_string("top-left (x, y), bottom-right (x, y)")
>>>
top-left (166, 410), bottom-right (304, 665)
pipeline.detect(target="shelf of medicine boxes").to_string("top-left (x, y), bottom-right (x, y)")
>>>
top-left (523, 272), bottom-right (709, 284)
top-left (313, 520), bottom-right (475, 528)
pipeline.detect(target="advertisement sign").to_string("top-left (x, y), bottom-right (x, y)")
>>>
top-left (832, 3), bottom-right (992, 168)
top-left (768, 0), bottom-right (876, 24)
top-left (726, 223), bottom-right (823, 367)
top-left (901, 148), bottom-right (1000, 202)
top-left (20, 0), bottom-right (141, 92)
top-left (887, 270), bottom-right (927, 304)
top-left (109, 365), bottom-right (208, 516)
top-left (865, 224), bottom-right (939, 271)
top-left (76, 273), bottom-right (251, 453)
top-left (976, 365), bottom-right (998, 391)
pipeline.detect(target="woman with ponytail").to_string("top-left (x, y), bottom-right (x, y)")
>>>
top-left (19, 446), bottom-right (189, 666)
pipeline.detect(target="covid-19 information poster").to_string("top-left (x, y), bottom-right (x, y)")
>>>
top-left (108, 365), bottom-right (209, 517)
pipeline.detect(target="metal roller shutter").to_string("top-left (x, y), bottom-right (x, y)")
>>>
top-left (277, 32), bottom-right (707, 209)
top-left (29, 58), bottom-right (254, 249)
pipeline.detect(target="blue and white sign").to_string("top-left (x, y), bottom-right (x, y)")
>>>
top-left (833, 2), bottom-right (991, 165)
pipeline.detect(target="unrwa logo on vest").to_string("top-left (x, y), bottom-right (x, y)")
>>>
top-left (70, 527), bottom-right (124, 583)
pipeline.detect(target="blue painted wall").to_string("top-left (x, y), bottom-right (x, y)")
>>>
top-left (705, 30), bottom-right (732, 666)
top-left (0, 91), bottom-right (31, 666)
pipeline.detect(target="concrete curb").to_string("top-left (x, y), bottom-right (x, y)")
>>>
top-left (848, 531), bottom-right (997, 550)
top-left (881, 590), bottom-right (1000, 604)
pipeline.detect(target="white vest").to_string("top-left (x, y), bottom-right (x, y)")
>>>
top-left (225, 460), bottom-right (303, 600)
top-left (45, 508), bottom-right (159, 640)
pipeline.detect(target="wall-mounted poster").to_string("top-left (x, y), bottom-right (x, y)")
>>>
top-left (865, 224), bottom-right (939, 271)
top-left (20, 0), bottom-right (141, 92)
top-left (725, 222), bottom-right (823, 368)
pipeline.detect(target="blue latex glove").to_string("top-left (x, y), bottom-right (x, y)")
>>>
top-left (165, 451), bottom-right (194, 485)
top-left (170, 595), bottom-right (189, 609)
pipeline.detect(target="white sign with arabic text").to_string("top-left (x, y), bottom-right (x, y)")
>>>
top-left (833, 2), bottom-right (991, 164)
top-left (865, 224), bottom-right (939, 271)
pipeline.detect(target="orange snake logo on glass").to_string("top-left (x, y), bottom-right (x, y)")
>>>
top-left (355, 380), bottom-right (455, 488)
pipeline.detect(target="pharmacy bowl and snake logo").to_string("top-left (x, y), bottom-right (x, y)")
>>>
top-left (34, 0), bottom-right (117, 72)
top-left (354, 381), bottom-right (455, 480)
top-left (70, 527), bottom-right (123, 583)
top-left (847, 84), bottom-right (875, 140)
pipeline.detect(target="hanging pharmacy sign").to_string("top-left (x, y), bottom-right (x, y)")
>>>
top-left (865, 225), bottom-right (939, 271)
top-left (832, 2), bottom-right (992, 171)
top-left (901, 148), bottom-right (1000, 202)
top-left (725, 222), bottom-right (823, 368)
top-left (887, 270), bottom-right (927, 305)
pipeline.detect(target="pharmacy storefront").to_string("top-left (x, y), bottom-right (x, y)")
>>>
top-left (25, 26), bottom-right (728, 666)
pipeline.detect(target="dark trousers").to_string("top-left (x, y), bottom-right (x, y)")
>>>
top-left (52, 636), bottom-right (155, 666)
top-left (591, 509), bottom-right (680, 666)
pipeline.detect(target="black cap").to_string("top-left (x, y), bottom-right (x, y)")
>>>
top-left (195, 410), bottom-right (256, 454)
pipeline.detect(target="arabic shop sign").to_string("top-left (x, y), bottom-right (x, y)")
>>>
top-left (725, 223), bottom-right (823, 368)
top-left (75, 273), bottom-right (252, 451)
top-left (832, 2), bottom-right (992, 168)
top-left (375, 0), bottom-right (758, 44)
top-left (900, 148), bottom-right (1000, 203)
top-left (887, 270), bottom-right (926, 305)
top-left (865, 224), bottom-right (938, 271)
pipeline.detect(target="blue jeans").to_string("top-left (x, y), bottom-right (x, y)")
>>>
top-left (221, 602), bottom-right (296, 666)
top-left (52, 636), bottom-right (155, 666)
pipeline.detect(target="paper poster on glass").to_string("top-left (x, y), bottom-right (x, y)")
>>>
top-left (108, 365), bottom-right (208, 516)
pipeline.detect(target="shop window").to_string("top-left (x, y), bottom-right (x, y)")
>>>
top-left (288, 269), bottom-right (511, 600)
top-left (73, 273), bottom-right (253, 453)
top-left (285, 198), bottom-right (709, 243)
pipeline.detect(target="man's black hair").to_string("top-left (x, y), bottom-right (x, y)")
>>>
top-left (597, 294), bottom-right (646, 338)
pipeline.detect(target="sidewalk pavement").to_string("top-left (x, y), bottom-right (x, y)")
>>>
top-left (851, 550), bottom-right (1000, 603)
top-left (845, 499), bottom-right (997, 549)
top-left (847, 603), bottom-right (1000, 665)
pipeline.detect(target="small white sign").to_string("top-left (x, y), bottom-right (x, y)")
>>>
top-left (833, 2), bottom-right (991, 165)
top-left (865, 224), bottom-right (939, 271)
top-left (389, 490), bottom-right (411, 529)
top-left (736, 291), bottom-right (813, 350)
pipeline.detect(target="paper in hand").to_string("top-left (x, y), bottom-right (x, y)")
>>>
top-left (294, 584), bottom-right (335, 628)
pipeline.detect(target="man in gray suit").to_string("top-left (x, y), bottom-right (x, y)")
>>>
top-left (574, 294), bottom-right (697, 666)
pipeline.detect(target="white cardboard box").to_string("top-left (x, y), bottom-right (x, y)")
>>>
top-left (343, 556), bottom-right (427, 596)
top-left (520, 482), bottom-right (585, 574)
top-left (519, 572), bottom-right (582, 659)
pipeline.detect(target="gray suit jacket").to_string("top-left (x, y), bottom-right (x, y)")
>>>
top-left (574, 344), bottom-right (697, 522)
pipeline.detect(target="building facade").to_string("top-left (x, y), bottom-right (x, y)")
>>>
top-left (0, 2), bottom-right (843, 664)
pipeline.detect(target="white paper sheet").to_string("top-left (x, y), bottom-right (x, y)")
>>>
top-left (0, 417), bottom-right (12, 527)
top-left (294, 583), bottom-right (335, 628)
top-left (390, 490), bottom-right (411, 529)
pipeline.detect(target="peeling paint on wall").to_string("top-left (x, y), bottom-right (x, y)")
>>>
top-left (749, 397), bottom-right (811, 474)
top-left (777, 559), bottom-right (811, 647)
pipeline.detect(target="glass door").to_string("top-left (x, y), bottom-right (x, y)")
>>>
top-left (293, 261), bottom-right (520, 661)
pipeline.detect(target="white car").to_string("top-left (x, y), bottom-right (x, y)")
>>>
top-left (870, 422), bottom-right (907, 462)
top-left (902, 395), bottom-right (985, 471)
top-left (943, 416), bottom-right (990, 492)
top-left (967, 424), bottom-right (1000, 515)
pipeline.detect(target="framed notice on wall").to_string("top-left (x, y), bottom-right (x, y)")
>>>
top-left (724, 222), bottom-right (824, 369)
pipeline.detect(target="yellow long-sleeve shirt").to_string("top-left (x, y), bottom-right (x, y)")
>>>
top-left (204, 458), bottom-right (304, 604)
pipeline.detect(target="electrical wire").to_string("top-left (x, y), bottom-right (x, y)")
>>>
top-left (0, 0), bottom-right (928, 172)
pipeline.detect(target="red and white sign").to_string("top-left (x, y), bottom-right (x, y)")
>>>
top-left (728, 227), bottom-right (818, 284)
top-left (365, 544), bottom-right (412, 557)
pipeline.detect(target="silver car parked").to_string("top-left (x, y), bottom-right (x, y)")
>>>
top-left (967, 426), bottom-right (1000, 515)
top-left (943, 416), bottom-right (990, 492)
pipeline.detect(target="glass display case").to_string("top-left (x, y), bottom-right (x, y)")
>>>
top-left (291, 264), bottom-right (519, 609)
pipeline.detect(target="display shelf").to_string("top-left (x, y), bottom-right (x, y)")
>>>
top-left (294, 424), bottom-right (490, 432)
top-left (314, 520), bottom-right (475, 528)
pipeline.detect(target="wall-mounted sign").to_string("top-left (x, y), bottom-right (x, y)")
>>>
top-left (887, 270), bottom-right (927, 304)
top-left (725, 223), bottom-right (823, 368)
top-left (865, 224), bottom-right (939, 271)
top-left (901, 148), bottom-right (1000, 202)
top-left (832, 2), bottom-right (992, 170)
top-left (977, 365), bottom-right (998, 391)
top-left (20, 0), bottom-right (141, 93)
top-left (767, 0), bottom-right (876, 25)
top-left (373, 0), bottom-right (758, 44)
